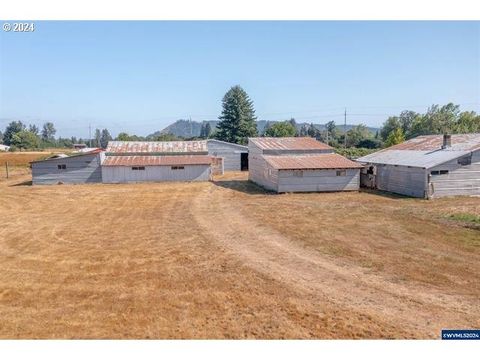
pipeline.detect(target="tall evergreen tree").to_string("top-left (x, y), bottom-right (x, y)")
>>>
top-left (215, 85), bottom-right (257, 144)
top-left (204, 122), bottom-right (212, 138)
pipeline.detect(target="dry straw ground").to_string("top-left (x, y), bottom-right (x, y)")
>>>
top-left (0, 166), bottom-right (479, 339)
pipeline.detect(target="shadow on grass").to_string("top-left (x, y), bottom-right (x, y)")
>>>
top-left (10, 180), bottom-right (33, 186)
top-left (213, 179), bottom-right (274, 195)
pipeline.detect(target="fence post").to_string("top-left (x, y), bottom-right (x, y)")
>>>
top-left (5, 161), bottom-right (8, 179)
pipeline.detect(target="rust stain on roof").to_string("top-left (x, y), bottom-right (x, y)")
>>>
top-left (102, 155), bottom-right (213, 167)
top-left (263, 154), bottom-right (363, 170)
top-left (389, 133), bottom-right (480, 151)
top-left (250, 137), bottom-right (332, 151)
top-left (106, 141), bottom-right (208, 154)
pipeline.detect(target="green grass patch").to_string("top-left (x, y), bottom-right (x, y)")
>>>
top-left (449, 213), bottom-right (480, 225)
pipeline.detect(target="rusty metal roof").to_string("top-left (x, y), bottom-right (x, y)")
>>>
top-left (30, 148), bottom-right (103, 163)
top-left (250, 137), bottom-right (332, 151)
top-left (102, 155), bottom-right (213, 166)
top-left (389, 133), bottom-right (480, 151)
top-left (106, 140), bottom-right (208, 154)
top-left (263, 154), bottom-right (363, 170)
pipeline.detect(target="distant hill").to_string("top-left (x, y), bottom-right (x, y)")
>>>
top-left (151, 119), bottom-right (379, 138)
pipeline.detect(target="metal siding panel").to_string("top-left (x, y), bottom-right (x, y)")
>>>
top-left (376, 165), bottom-right (426, 198)
top-left (207, 140), bottom-right (247, 171)
top-left (32, 153), bottom-right (102, 185)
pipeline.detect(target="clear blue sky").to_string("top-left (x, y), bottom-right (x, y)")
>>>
top-left (1, 21), bottom-right (479, 138)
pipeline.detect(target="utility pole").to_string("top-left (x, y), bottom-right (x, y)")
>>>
top-left (344, 108), bottom-right (347, 149)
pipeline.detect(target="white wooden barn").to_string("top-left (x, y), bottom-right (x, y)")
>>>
top-left (102, 140), bottom-right (213, 183)
top-left (207, 139), bottom-right (248, 171)
top-left (356, 133), bottom-right (480, 198)
top-left (248, 137), bottom-right (362, 193)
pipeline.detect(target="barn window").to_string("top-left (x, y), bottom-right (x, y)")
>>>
top-left (293, 170), bottom-right (303, 177)
top-left (336, 170), bottom-right (346, 176)
top-left (458, 156), bottom-right (472, 166)
top-left (171, 166), bottom-right (185, 170)
top-left (57, 164), bottom-right (66, 170)
top-left (431, 170), bottom-right (449, 175)
top-left (132, 167), bottom-right (145, 170)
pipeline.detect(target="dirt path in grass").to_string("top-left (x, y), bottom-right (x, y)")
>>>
top-left (192, 184), bottom-right (480, 338)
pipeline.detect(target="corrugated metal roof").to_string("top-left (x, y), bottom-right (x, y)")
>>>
top-left (356, 134), bottom-right (480, 168)
top-left (357, 149), bottom-right (470, 169)
top-left (389, 133), bottom-right (480, 151)
top-left (30, 148), bottom-right (103, 163)
top-left (250, 137), bottom-right (332, 151)
top-left (106, 141), bottom-right (208, 154)
top-left (102, 155), bottom-right (213, 166)
top-left (263, 154), bottom-right (363, 170)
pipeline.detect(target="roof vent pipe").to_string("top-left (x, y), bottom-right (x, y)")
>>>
top-left (442, 134), bottom-right (452, 149)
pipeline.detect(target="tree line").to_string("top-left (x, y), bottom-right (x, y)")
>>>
top-left (1, 85), bottom-right (478, 153)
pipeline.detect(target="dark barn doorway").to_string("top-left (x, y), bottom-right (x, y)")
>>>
top-left (240, 153), bottom-right (249, 171)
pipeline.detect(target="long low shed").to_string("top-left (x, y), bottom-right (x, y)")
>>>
top-left (101, 155), bottom-right (213, 183)
top-left (31, 150), bottom-right (104, 185)
top-left (357, 134), bottom-right (480, 198)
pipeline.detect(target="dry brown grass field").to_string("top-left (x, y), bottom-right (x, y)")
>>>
top-left (0, 169), bottom-right (479, 339)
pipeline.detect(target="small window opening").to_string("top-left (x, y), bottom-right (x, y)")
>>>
top-left (171, 166), bottom-right (185, 170)
top-left (431, 170), bottom-right (449, 175)
top-left (336, 170), bottom-right (346, 176)
top-left (293, 170), bottom-right (303, 177)
top-left (132, 166), bottom-right (145, 170)
top-left (57, 164), bottom-right (66, 170)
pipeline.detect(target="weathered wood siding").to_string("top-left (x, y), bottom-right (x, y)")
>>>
top-left (277, 169), bottom-right (360, 193)
top-left (428, 150), bottom-right (480, 198)
top-left (207, 139), bottom-right (247, 171)
top-left (248, 141), bottom-right (278, 191)
top-left (31, 153), bottom-right (103, 185)
top-left (102, 164), bottom-right (211, 183)
top-left (375, 164), bottom-right (427, 198)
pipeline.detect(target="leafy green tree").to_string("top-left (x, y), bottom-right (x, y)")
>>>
top-left (100, 129), bottom-right (112, 148)
top-left (204, 122), bottom-right (212, 138)
top-left (28, 124), bottom-right (39, 135)
top-left (151, 133), bottom-right (179, 141)
top-left (264, 121), bottom-right (297, 137)
top-left (216, 85), bottom-right (257, 144)
top-left (357, 138), bottom-right (382, 149)
top-left (346, 124), bottom-right (371, 147)
top-left (325, 121), bottom-right (337, 140)
top-left (385, 127), bottom-right (405, 147)
top-left (94, 129), bottom-right (101, 147)
top-left (41, 122), bottom-right (56, 142)
top-left (307, 123), bottom-right (318, 137)
top-left (456, 111), bottom-right (480, 133)
top-left (116, 132), bottom-right (131, 141)
top-left (288, 118), bottom-right (298, 136)
top-left (380, 116), bottom-right (401, 141)
top-left (299, 124), bottom-right (308, 136)
top-left (3, 121), bottom-right (25, 145)
top-left (11, 130), bottom-right (40, 149)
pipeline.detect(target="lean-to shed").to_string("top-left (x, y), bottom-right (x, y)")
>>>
top-left (30, 149), bottom-right (104, 185)
top-left (102, 140), bottom-right (213, 183)
top-left (356, 133), bottom-right (480, 198)
top-left (248, 137), bottom-right (362, 192)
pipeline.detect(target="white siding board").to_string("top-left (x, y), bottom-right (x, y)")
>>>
top-left (207, 140), bottom-right (247, 171)
top-left (375, 165), bottom-right (427, 198)
top-left (102, 164), bottom-right (211, 183)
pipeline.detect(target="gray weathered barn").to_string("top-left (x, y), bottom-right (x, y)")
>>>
top-left (357, 133), bottom-right (480, 198)
top-left (207, 139), bottom-right (248, 171)
top-left (248, 137), bottom-right (362, 192)
top-left (31, 149), bottom-right (104, 185)
top-left (102, 140), bottom-right (213, 183)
